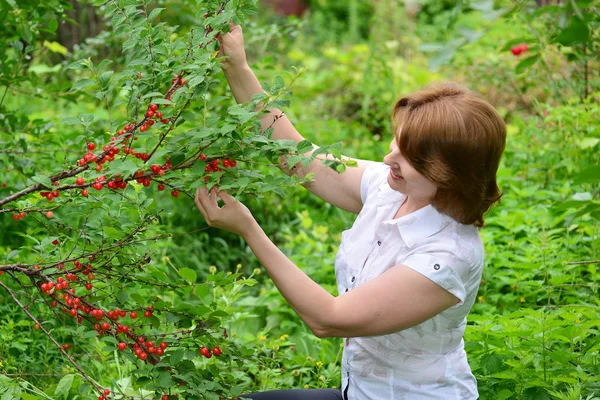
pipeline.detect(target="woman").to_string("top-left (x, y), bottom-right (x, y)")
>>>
top-left (194, 24), bottom-right (505, 400)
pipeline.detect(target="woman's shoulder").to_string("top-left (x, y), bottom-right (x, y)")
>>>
top-left (412, 220), bottom-right (484, 269)
top-left (360, 162), bottom-right (389, 204)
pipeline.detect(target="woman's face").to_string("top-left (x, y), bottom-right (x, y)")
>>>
top-left (383, 135), bottom-right (437, 202)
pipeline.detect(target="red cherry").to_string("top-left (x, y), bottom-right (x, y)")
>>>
top-left (148, 119), bottom-right (155, 126)
top-left (155, 112), bottom-right (162, 119)
top-left (140, 125), bottom-right (148, 132)
top-left (76, 177), bottom-right (84, 185)
top-left (46, 211), bottom-right (53, 218)
top-left (200, 347), bottom-right (211, 358)
top-left (63, 344), bottom-right (70, 350)
top-left (130, 311), bottom-right (138, 319)
top-left (92, 182), bottom-right (103, 191)
top-left (118, 342), bottom-right (127, 351)
top-left (34, 323), bottom-right (40, 329)
top-left (70, 309), bottom-right (77, 316)
top-left (518, 43), bottom-right (528, 53)
top-left (82, 189), bottom-right (89, 197)
top-left (107, 181), bottom-right (117, 189)
top-left (139, 352), bottom-right (147, 360)
top-left (171, 189), bottom-right (179, 198)
top-left (199, 154), bottom-right (207, 161)
top-left (511, 46), bottom-right (522, 56)
top-left (161, 118), bottom-right (169, 124)
top-left (149, 104), bottom-right (158, 112)
top-left (157, 183), bottom-right (165, 191)
top-left (118, 129), bottom-right (125, 136)
top-left (87, 142), bottom-right (95, 151)
top-left (151, 165), bottom-right (161, 173)
top-left (212, 346), bottom-right (221, 356)
top-left (99, 396), bottom-right (105, 400)
top-left (162, 395), bottom-right (169, 400)
top-left (143, 310), bottom-right (152, 318)
top-left (101, 322), bottom-right (110, 330)
top-left (159, 342), bottom-right (168, 350)
top-left (146, 110), bottom-right (155, 118)
top-left (104, 389), bottom-right (110, 396)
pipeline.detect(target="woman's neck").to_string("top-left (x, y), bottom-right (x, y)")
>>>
top-left (395, 196), bottom-right (431, 219)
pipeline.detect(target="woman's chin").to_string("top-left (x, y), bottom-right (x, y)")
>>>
top-left (387, 174), bottom-right (406, 192)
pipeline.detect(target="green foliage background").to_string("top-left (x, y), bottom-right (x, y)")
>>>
top-left (1, 0), bottom-right (600, 399)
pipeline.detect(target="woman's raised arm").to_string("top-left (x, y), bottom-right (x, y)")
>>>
top-left (219, 25), bottom-right (373, 214)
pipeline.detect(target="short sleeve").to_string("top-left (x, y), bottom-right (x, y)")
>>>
top-left (360, 162), bottom-right (388, 204)
top-left (402, 251), bottom-right (471, 307)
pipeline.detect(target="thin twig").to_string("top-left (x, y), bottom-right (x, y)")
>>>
top-left (565, 259), bottom-right (600, 265)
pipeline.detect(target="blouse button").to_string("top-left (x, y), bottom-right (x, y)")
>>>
top-left (351, 276), bottom-right (355, 282)
top-left (434, 264), bottom-right (441, 270)
top-left (377, 241), bottom-right (382, 246)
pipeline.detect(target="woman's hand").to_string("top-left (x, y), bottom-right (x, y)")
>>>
top-left (194, 186), bottom-right (257, 238)
top-left (217, 24), bottom-right (247, 71)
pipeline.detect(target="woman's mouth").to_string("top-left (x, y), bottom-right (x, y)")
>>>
top-left (390, 169), bottom-right (404, 181)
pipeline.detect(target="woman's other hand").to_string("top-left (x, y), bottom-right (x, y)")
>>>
top-left (194, 186), bottom-right (257, 238)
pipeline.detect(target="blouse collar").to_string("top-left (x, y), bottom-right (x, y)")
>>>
top-left (376, 181), bottom-right (454, 248)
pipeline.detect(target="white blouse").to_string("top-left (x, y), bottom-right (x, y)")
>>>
top-left (336, 162), bottom-right (483, 400)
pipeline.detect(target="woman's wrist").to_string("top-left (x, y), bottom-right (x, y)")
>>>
top-left (221, 60), bottom-right (250, 74)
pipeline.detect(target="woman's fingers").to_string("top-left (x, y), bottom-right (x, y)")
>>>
top-left (194, 188), bottom-right (209, 219)
top-left (208, 186), bottom-right (219, 209)
top-left (217, 190), bottom-right (237, 206)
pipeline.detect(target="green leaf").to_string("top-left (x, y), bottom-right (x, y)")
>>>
top-left (54, 374), bottom-right (74, 396)
top-left (48, 19), bottom-right (58, 32)
top-left (104, 227), bottom-right (121, 239)
top-left (555, 17), bottom-right (590, 46)
top-left (171, 152), bottom-right (186, 166)
top-left (99, 71), bottom-right (114, 87)
top-left (70, 79), bottom-right (96, 92)
top-left (157, 371), bottom-right (173, 388)
top-left (573, 165), bottom-right (600, 185)
top-left (515, 54), bottom-right (540, 74)
top-left (179, 268), bottom-right (197, 284)
top-left (116, 290), bottom-right (129, 304)
top-left (66, 60), bottom-right (88, 71)
top-left (429, 46), bottom-right (456, 70)
top-left (170, 349), bottom-right (184, 364)
top-left (148, 7), bottom-right (164, 22)
top-left (141, 91), bottom-right (164, 99)
top-left (418, 42), bottom-right (445, 52)
top-left (43, 40), bottom-right (67, 56)
top-left (296, 140), bottom-right (313, 154)
top-left (31, 174), bottom-right (53, 188)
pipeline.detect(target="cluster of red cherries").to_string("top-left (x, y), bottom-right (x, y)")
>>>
top-left (510, 43), bottom-right (529, 56)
